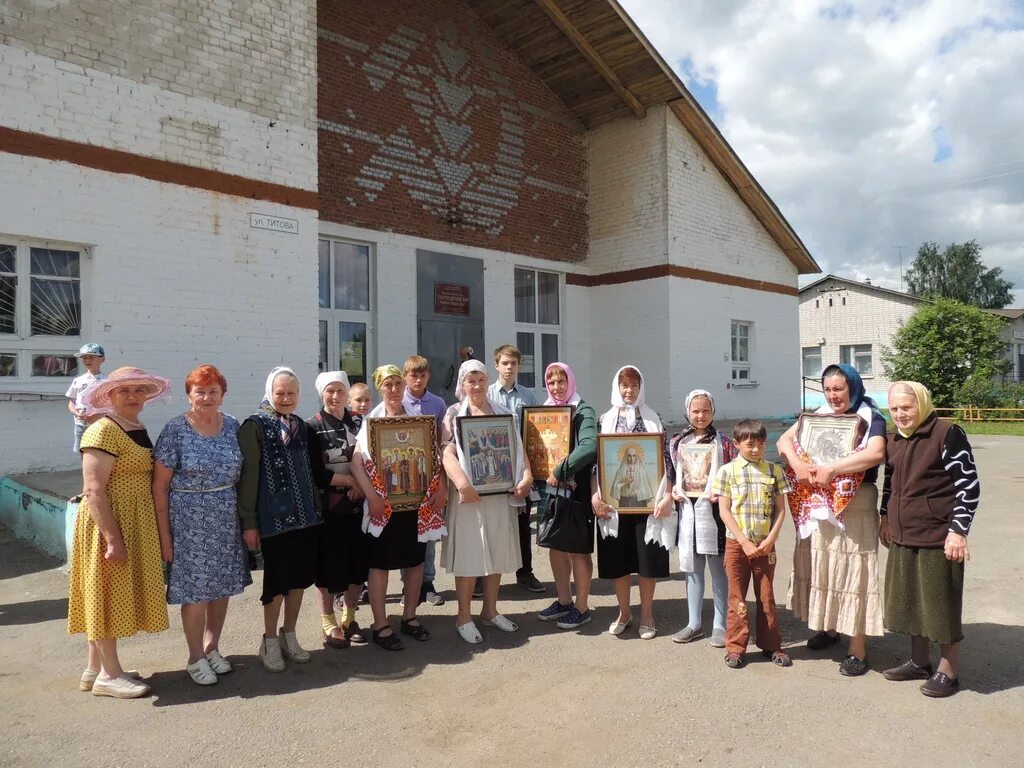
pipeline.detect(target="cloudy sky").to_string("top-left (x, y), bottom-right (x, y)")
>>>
top-left (619, 0), bottom-right (1024, 304)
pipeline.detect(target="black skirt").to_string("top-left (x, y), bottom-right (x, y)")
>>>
top-left (597, 514), bottom-right (670, 579)
top-left (260, 524), bottom-right (321, 604)
top-left (316, 510), bottom-right (369, 593)
top-left (365, 509), bottom-right (426, 571)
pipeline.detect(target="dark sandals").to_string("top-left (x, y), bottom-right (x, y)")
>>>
top-left (344, 620), bottom-right (368, 644)
top-left (840, 654), bottom-right (869, 677)
top-left (806, 631), bottom-right (842, 650)
top-left (724, 652), bottom-right (745, 669)
top-left (322, 628), bottom-right (351, 649)
top-left (372, 625), bottom-right (405, 651)
top-left (763, 649), bottom-right (793, 667)
top-left (400, 618), bottom-right (431, 642)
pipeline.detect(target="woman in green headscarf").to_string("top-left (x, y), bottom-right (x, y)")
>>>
top-left (880, 381), bottom-right (979, 698)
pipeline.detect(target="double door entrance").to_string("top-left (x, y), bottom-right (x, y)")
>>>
top-left (318, 240), bottom-right (488, 403)
top-left (416, 250), bottom-right (484, 404)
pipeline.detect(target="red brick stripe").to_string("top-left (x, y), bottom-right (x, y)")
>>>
top-left (566, 264), bottom-right (797, 296)
top-left (0, 125), bottom-right (318, 209)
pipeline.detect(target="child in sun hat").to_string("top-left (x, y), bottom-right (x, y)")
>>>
top-left (65, 343), bottom-right (106, 454)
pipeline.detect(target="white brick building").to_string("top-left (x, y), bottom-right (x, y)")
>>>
top-left (799, 275), bottom-right (1024, 408)
top-left (0, 1), bottom-right (319, 473)
top-left (1, 0), bottom-right (819, 475)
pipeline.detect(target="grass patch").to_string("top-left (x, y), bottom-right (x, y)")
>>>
top-left (877, 409), bottom-right (1024, 435)
top-left (951, 421), bottom-right (1024, 436)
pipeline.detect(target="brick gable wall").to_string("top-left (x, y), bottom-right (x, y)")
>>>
top-left (318, 0), bottom-right (588, 262)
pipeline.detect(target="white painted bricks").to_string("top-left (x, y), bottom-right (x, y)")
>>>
top-left (0, 1), bottom-right (316, 130)
top-left (0, 154), bottom-right (318, 474)
top-left (0, 44), bottom-right (317, 190)
top-left (799, 279), bottom-right (924, 394)
top-left (587, 105), bottom-right (802, 420)
top-left (666, 113), bottom-right (797, 286)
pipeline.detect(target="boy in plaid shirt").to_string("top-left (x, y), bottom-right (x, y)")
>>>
top-left (713, 419), bottom-right (792, 669)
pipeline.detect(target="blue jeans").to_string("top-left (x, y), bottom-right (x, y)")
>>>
top-left (423, 539), bottom-right (437, 584)
top-left (686, 553), bottom-right (728, 632)
top-left (73, 422), bottom-right (86, 454)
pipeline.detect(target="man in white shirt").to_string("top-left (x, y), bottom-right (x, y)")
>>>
top-left (487, 344), bottom-right (545, 593)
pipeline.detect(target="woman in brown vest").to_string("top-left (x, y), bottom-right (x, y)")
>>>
top-left (881, 381), bottom-right (978, 697)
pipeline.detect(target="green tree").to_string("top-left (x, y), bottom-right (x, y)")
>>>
top-left (882, 298), bottom-right (1011, 406)
top-left (905, 240), bottom-right (1013, 309)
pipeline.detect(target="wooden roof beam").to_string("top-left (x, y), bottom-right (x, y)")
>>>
top-left (533, 0), bottom-right (646, 119)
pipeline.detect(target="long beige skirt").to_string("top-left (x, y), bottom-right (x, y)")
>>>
top-left (788, 483), bottom-right (884, 636)
top-left (441, 486), bottom-right (522, 577)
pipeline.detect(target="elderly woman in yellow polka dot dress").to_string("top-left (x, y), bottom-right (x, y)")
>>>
top-left (67, 367), bottom-right (172, 699)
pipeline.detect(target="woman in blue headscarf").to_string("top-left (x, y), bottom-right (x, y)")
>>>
top-left (777, 364), bottom-right (886, 677)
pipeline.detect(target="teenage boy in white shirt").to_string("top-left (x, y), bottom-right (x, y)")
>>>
top-left (487, 344), bottom-right (546, 593)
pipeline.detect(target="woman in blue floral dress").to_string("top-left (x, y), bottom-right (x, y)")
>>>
top-left (153, 365), bottom-right (251, 686)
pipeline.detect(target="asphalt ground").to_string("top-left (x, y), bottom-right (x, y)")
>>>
top-left (1, 435), bottom-right (1021, 767)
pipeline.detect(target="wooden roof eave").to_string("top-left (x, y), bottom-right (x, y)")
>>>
top-left (533, 0), bottom-right (646, 119)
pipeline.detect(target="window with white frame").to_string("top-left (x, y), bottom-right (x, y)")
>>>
top-left (840, 343), bottom-right (873, 376)
top-left (802, 346), bottom-right (823, 379)
top-left (0, 240), bottom-right (84, 381)
top-left (514, 267), bottom-right (561, 389)
top-left (318, 238), bottom-right (374, 384)
top-left (730, 320), bottom-right (752, 381)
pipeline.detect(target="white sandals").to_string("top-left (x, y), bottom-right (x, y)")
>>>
top-left (482, 614), bottom-right (519, 633)
top-left (456, 621), bottom-right (483, 644)
top-left (186, 657), bottom-right (218, 686)
top-left (205, 650), bottom-right (232, 674)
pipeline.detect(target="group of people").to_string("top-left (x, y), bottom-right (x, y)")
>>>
top-left (66, 344), bottom-right (979, 700)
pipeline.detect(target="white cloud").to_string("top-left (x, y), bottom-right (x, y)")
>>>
top-left (619, 0), bottom-right (1024, 304)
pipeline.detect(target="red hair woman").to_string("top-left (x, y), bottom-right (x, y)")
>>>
top-left (153, 364), bottom-right (251, 686)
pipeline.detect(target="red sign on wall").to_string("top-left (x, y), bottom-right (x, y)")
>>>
top-left (434, 282), bottom-right (470, 315)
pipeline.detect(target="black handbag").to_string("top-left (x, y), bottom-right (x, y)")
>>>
top-left (537, 483), bottom-right (590, 553)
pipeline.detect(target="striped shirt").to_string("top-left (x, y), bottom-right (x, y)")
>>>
top-left (713, 457), bottom-right (790, 544)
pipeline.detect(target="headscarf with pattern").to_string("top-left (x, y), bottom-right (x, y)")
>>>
top-left (262, 366), bottom-right (302, 443)
top-left (372, 364), bottom-right (403, 391)
top-left (454, 359), bottom-right (488, 402)
top-left (680, 389), bottom-right (718, 444)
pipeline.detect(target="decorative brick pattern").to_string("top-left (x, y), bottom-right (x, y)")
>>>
top-left (318, 0), bottom-right (587, 262)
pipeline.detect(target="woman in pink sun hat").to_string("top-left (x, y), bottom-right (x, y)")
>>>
top-left (68, 366), bottom-right (172, 699)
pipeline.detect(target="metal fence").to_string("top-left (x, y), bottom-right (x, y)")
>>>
top-left (934, 407), bottom-right (1024, 422)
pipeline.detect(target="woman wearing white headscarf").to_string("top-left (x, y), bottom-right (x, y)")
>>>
top-left (238, 366), bottom-right (323, 672)
top-left (591, 365), bottom-right (670, 639)
top-left (307, 371), bottom-right (368, 648)
top-left (441, 360), bottom-right (533, 644)
top-left (659, 389), bottom-right (737, 647)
